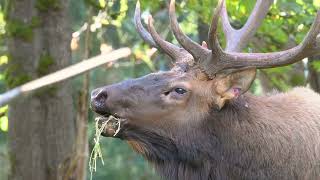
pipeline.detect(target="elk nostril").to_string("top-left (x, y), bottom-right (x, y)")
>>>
top-left (90, 88), bottom-right (108, 113)
top-left (91, 88), bottom-right (102, 99)
top-left (96, 90), bottom-right (108, 102)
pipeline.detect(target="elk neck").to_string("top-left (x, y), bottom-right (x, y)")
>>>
top-left (124, 93), bottom-right (264, 180)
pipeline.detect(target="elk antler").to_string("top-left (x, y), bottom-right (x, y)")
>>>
top-left (134, 1), bottom-right (192, 61)
top-left (134, 1), bottom-right (158, 48)
top-left (169, 0), bottom-right (211, 62)
top-left (220, 0), bottom-right (274, 52)
top-left (169, 0), bottom-right (320, 78)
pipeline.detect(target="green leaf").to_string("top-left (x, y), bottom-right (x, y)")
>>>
top-left (0, 116), bottom-right (8, 132)
top-left (314, 0), bottom-right (320, 8)
top-left (0, 55), bottom-right (8, 65)
top-left (0, 106), bottom-right (8, 114)
top-left (99, 0), bottom-right (106, 8)
top-left (311, 60), bottom-right (320, 71)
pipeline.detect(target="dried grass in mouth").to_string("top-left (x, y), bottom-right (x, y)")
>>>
top-left (89, 116), bottom-right (122, 180)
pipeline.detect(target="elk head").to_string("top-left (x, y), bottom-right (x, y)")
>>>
top-left (91, 0), bottom-right (320, 161)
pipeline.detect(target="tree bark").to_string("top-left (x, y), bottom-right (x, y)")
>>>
top-left (7, 1), bottom-right (76, 180)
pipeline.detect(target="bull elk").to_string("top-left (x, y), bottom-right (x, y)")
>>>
top-left (90, 0), bottom-right (320, 179)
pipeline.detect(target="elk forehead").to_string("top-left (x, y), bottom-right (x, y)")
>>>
top-left (119, 71), bottom-right (193, 91)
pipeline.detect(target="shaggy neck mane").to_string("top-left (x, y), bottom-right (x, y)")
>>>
top-left (120, 95), bottom-right (256, 180)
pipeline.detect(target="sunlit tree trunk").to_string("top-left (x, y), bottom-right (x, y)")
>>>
top-left (7, 0), bottom-right (77, 179)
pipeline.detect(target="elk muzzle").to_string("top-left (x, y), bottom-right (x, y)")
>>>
top-left (91, 87), bottom-right (109, 115)
top-left (90, 85), bottom-right (128, 137)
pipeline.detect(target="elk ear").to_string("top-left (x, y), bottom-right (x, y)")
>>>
top-left (214, 68), bottom-right (256, 109)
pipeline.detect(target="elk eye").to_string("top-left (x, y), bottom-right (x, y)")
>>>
top-left (174, 88), bottom-right (187, 94)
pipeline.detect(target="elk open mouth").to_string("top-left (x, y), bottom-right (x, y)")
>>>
top-left (95, 114), bottom-right (126, 137)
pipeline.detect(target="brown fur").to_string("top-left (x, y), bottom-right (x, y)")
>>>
top-left (116, 88), bottom-right (320, 179)
top-left (91, 1), bottom-right (320, 178)
top-left (91, 68), bottom-right (320, 179)
top-left (106, 1), bottom-right (320, 178)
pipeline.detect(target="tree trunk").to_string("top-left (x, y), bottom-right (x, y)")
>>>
top-left (308, 57), bottom-right (320, 93)
top-left (7, 1), bottom-right (76, 180)
top-left (73, 15), bottom-right (92, 180)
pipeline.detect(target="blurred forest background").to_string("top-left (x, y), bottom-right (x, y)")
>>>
top-left (0, 0), bottom-right (320, 180)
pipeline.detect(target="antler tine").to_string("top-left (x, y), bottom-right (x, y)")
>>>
top-left (301, 11), bottom-right (320, 49)
top-left (220, 0), bottom-right (233, 41)
top-left (208, 0), bottom-right (224, 53)
top-left (147, 15), bottom-right (191, 60)
top-left (169, 0), bottom-right (210, 62)
top-left (203, 0), bottom-right (320, 76)
top-left (241, 0), bottom-right (273, 38)
top-left (135, 1), bottom-right (191, 62)
top-left (134, 1), bottom-right (158, 48)
top-left (218, 11), bottom-right (320, 71)
top-left (220, 0), bottom-right (274, 52)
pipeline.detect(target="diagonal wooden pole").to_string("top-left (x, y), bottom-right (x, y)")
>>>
top-left (0, 48), bottom-right (131, 107)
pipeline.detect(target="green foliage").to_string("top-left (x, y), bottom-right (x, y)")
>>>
top-left (311, 60), bottom-right (320, 71)
top-left (133, 47), bottom-right (155, 71)
top-left (5, 17), bottom-right (41, 41)
top-left (37, 53), bottom-right (55, 76)
top-left (264, 66), bottom-right (292, 91)
top-left (35, 0), bottom-right (60, 11)
top-left (6, 74), bottom-right (31, 89)
top-left (0, 55), bottom-right (8, 65)
top-left (0, 106), bottom-right (8, 132)
top-left (31, 16), bottom-right (42, 27)
top-left (290, 73), bottom-right (305, 86)
top-left (314, 0), bottom-right (320, 8)
top-left (3, 64), bottom-right (32, 88)
top-left (84, 0), bottom-right (104, 10)
top-left (0, 10), bottom-right (6, 35)
top-left (6, 19), bottom-right (33, 41)
top-left (34, 86), bottom-right (58, 98)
